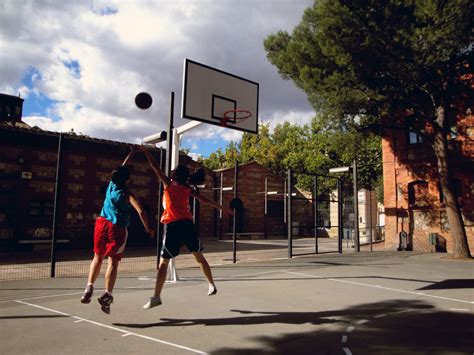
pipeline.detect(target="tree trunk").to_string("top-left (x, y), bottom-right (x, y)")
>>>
top-left (432, 106), bottom-right (471, 259)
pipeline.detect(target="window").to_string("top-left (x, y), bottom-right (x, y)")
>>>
top-left (28, 200), bottom-right (55, 216)
top-left (408, 131), bottom-right (424, 144)
top-left (408, 181), bottom-right (429, 209)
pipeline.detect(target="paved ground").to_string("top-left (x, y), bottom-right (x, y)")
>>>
top-left (1, 240), bottom-right (473, 355)
top-left (0, 237), bottom-right (354, 280)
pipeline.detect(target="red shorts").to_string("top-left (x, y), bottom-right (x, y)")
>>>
top-left (93, 217), bottom-right (128, 261)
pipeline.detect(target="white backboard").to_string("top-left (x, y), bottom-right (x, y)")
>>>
top-left (181, 59), bottom-right (259, 134)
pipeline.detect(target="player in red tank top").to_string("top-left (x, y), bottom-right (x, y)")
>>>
top-left (139, 146), bottom-right (233, 309)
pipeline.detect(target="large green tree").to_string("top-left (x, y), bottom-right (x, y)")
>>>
top-left (202, 119), bottom-right (382, 196)
top-left (264, 0), bottom-right (473, 258)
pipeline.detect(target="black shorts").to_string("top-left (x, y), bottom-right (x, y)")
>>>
top-left (161, 219), bottom-right (203, 259)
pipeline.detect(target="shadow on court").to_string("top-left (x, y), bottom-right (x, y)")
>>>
top-left (2, 251), bottom-right (473, 354)
top-left (112, 299), bottom-right (474, 354)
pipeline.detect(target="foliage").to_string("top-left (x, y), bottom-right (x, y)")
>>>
top-left (201, 120), bottom-right (382, 195)
top-left (263, 0), bottom-right (473, 257)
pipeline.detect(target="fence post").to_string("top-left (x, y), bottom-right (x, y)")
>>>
top-left (50, 133), bottom-right (62, 277)
top-left (287, 169), bottom-right (293, 258)
top-left (337, 178), bottom-right (343, 254)
top-left (313, 176), bottom-right (318, 254)
top-left (156, 148), bottom-right (165, 268)
top-left (352, 159), bottom-right (360, 252)
top-left (232, 161), bottom-right (238, 263)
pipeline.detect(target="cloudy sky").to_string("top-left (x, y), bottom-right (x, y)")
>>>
top-left (1, 0), bottom-right (314, 158)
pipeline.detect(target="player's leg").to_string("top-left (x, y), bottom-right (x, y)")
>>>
top-left (98, 256), bottom-right (118, 314)
top-left (81, 253), bottom-right (104, 304)
top-left (88, 253), bottom-right (104, 284)
top-left (104, 256), bottom-right (119, 293)
top-left (144, 222), bottom-right (179, 309)
top-left (97, 222), bottom-right (127, 313)
top-left (82, 217), bottom-right (108, 304)
top-left (192, 251), bottom-right (217, 295)
top-left (143, 257), bottom-right (169, 309)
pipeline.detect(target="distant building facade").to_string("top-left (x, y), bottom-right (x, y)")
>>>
top-left (382, 112), bottom-right (474, 253)
top-left (0, 93), bottom-right (294, 252)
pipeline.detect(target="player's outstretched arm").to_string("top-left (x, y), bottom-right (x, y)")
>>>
top-left (138, 146), bottom-right (170, 188)
top-left (191, 190), bottom-right (234, 216)
top-left (122, 147), bottom-right (136, 166)
top-left (129, 193), bottom-right (155, 237)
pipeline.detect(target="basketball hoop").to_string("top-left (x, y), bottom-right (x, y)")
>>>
top-left (221, 109), bottom-right (252, 127)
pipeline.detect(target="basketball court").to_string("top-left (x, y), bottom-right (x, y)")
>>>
top-left (2, 61), bottom-right (473, 354)
top-left (1, 250), bottom-right (473, 354)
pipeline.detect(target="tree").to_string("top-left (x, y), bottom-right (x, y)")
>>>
top-left (204, 119), bottom-right (382, 195)
top-left (264, 0), bottom-right (473, 258)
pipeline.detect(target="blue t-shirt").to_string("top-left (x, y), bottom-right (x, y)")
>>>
top-left (100, 181), bottom-right (132, 227)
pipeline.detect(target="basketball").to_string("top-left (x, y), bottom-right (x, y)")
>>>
top-left (135, 92), bottom-right (153, 110)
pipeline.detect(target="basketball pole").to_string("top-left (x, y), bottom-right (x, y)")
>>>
top-left (167, 116), bottom-right (202, 282)
top-left (142, 93), bottom-right (203, 283)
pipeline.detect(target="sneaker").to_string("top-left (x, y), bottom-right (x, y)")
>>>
top-left (143, 296), bottom-right (162, 309)
top-left (98, 292), bottom-right (113, 314)
top-left (80, 285), bottom-right (94, 304)
top-left (208, 284), bottom-right (217, 296)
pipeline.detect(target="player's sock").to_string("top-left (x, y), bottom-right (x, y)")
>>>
top-left (208, 283), bottom-right (217, 296)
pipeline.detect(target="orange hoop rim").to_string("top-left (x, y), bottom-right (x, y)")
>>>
top-left (221, 109), bottom-right (252, 127)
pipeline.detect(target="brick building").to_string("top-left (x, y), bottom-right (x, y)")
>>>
top-left (0, 94), bottom-right (295, 252)
top-left (382, 112), bottom-right (474, 253)
top-left (215, 162), bottom-right (287, 238)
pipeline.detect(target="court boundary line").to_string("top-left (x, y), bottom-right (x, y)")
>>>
top-left (284, 271), bottom-right (474, 304)
top-left (15, 300), bottom-right (208, 354)
top-left (0, 269), bottom-right (288, 303)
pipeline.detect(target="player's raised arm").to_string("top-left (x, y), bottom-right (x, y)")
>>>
top-left (138, 146), bottom-right (170, 188)
top-left (129, 193), bottom-right (155, 237)
top-left (191, 190), bottom-right (234, 216)
top-left (121, 147), bottom-right (136, 166)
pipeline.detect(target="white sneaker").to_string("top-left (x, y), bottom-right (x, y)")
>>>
top-left (143, 296), bottom-right (162, 309)
top-left (208, 284), bottom-right (217, 296)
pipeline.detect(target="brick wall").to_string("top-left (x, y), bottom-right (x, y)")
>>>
top-left (1, 126), bottom-right (311, 249)
top-left (382, 113), bottom-right (474, 254)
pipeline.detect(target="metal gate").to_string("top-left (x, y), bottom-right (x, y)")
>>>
top-left (287, 169), bottom-right (344, 257)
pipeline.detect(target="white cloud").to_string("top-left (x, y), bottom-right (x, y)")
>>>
top-left (2, 0), bottom-right (314, 156)
top-left (265, 110), bottom-right (315, 131)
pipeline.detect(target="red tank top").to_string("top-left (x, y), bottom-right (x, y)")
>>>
top-left (160, 181), bottom-right (193, 224)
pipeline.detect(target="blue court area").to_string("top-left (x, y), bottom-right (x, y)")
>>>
top-left (1, 249), bottom-right (473, 354)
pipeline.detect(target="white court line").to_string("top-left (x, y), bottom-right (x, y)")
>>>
top-left (449, 308), bottom-right (470, 312)
top-left (346, 326), bottom-right (355, 333)
top-left (394, 309), bottom-right (414, 314)
top-left (341, 335), bottom-right (348, 343)
top-left (0, 291), bottom-right (85, 304)
top-left (282, 270), bottom-right (473, 305)
top-left (1, 269), bottom-right (287, 303)
top-left (374, 313), bottom-right (386, 318)
top-left (355, 319), bottom-right (368, 325)
top-left (285, 271), bottom-right (322, 279)
top-left (343, 347), bottom-right (352, 355)
top-left (327, 279), bottom-right (473, 304)
top-left (15, 300), bottom-right (207, 354)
